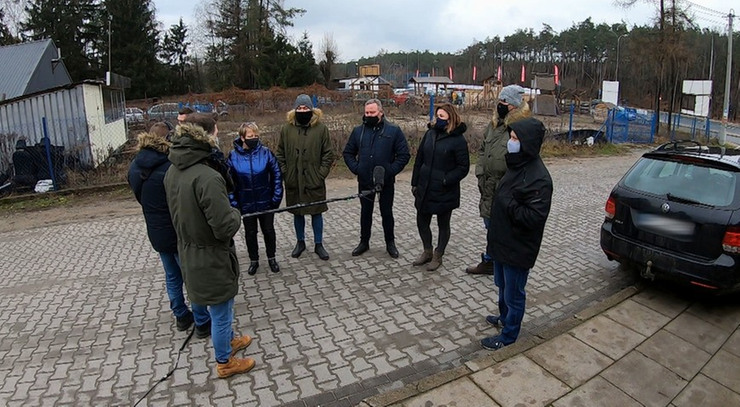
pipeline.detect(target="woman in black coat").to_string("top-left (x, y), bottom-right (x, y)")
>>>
top-left (411, 103), bottom-right (470, 271)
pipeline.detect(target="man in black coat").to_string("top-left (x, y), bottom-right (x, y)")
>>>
top-left (481, 117), bottom-right (553, 351)
top-left (128, 122), bottom-right (195, 332)
top-left (343, 98), bottom-right (411, 258)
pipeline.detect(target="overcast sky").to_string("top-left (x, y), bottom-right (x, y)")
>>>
top-left (153, 0), bottom-right (731, 61)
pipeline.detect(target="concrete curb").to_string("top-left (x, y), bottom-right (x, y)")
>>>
top-left (361, 284), bottom-right (643, 407)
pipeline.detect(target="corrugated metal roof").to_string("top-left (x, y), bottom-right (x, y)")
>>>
top-left (0, 39), bottom-right (52, 100)
top-left (410, 76), bottom-right (455, 85)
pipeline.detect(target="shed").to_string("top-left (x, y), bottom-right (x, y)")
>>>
top-left (0, 39), bottom-right (72, 101)
top-left (0, 81), bottom-right (127, 173)
top-left (409, 76), bottom-right (454, 96)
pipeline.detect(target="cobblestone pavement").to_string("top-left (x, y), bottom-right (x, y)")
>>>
top-left (0, 151), bottom-right (645, 407)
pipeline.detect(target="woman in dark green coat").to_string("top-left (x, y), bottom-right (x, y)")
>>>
top-left (276, 94), bottom-right (335, 261)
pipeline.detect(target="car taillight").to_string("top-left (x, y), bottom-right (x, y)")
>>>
top-left (605, 196), bottom-right (616, 220)
top-left (722, 227), bottom-right (740, 253)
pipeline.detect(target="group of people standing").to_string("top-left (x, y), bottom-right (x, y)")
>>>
top-left (127, 86), bottom-right (553, 380)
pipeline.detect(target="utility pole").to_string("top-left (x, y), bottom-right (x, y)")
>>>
top-left (720, 9), bottom-right (734, 145)
top-left (108, 15), bottom-right (113, 74)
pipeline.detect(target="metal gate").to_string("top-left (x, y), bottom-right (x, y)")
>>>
top-left (606, 108), bottom-right (657, 144)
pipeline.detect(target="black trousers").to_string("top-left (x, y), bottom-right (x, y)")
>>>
top-left (359, 184), bottom-right (395, 243)
top-left (416, 210), bottom-right (453, 254)
top-left (243, 213), bottom-right (276, 261)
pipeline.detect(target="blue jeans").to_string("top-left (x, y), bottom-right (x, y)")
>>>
top-left (193, 298), bottom-right (234, 363)
top-left (493, 261), bottom-right (530, 344)
top-left (294, 214), bottom-right (324, 243)
top-left (159, 253), bottom-right (190, 318)
top-left (482, 218), bottom-right (492, 262)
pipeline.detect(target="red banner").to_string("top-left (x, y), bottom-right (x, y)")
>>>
top-left (473, 66), bottom-right (477, 82)
top-left (449, 66), bottom-right (453, 80)
top-left (554, 65), bottom-right (559, 85)
top-left (497, 66), bottom-right (502, 81)
top-left (520, 64), bottom-right (526, 83)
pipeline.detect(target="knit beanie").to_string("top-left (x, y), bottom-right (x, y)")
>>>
top-left (498, 85), bottom-right (525, 108)
top-left (293, 94), bottom-right (314, 110)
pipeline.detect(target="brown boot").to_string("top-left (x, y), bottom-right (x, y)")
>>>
top-left (230, 335), bottom-right (252, 357)
top-left (465, 254), bottom-right (494, 275)
top-left (412, 249), bottom-right (433, 266)
top-left (427, 250), bottom-right (443, 271)
top-left (217, 357), bottom-right (256, 379)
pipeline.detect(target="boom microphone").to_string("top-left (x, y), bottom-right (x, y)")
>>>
top-left (372, 166), bottom-right (385, 192)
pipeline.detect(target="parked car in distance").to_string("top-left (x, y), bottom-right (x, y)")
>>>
top-left (146, 103), bottom-right (180, 124)
top-left (125, 107), bottom-right (145, 126)
top-left (601, 141), bottom-right (740, 294)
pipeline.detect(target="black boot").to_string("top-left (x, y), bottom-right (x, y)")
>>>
top-left (314, 243), bottom-right (330, 260)
top-left (386, 241), bottom-right (399, 258)
top-left (291, 240), bottom-right (306, 258)
top-left (352, 241), bottom-right (370, 256)
top-left (268, 257), bottom-right (280, 273)
top-left (247, 261), bottom-right (259, 275)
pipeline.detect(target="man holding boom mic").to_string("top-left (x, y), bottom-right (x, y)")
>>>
top-left (343, 98), bottom-right (410, 258)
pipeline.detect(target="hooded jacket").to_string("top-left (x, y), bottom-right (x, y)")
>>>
top-left (476, 103), bottom-right (532, 218)
top-left (164, 123), bottom-right (242, 306)
top-left (275, 108), bottom-right (335, 215)
top-left (128, 132), bottom-right (178, 254)
top-left (343, 117), bottom-right (411, 190)
top-left (487, 118), bottom-right (553, 270)
top-left (411, 122), bottom-right (470, 214)
top-left (228, 137), bottom-right (283, 214)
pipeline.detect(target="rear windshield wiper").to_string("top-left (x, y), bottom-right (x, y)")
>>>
top-left (666, 193), bottom-right (715, 207)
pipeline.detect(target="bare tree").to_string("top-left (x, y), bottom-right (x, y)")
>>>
top-left (0, 0), bottom-right (29, 37)
top-left (318, 32), bottom-right (339, 88)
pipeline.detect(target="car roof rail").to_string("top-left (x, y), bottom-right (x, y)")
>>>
top-left (655, 140), bottom-right (706, 152)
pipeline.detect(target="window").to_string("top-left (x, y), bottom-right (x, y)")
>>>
top-left (623, 157), bottom-right (738, 207)
top-left (103, 88), bottom-right (125, 123)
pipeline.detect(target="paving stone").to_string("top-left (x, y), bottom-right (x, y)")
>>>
top-left (636, 329), bottom-right (712, 380)
top-left (601, 351), bottom-right (687, 407)
top-left (701, 349), bottom-right (740, 393)
top-left (664, 312), bottom-right (732, 354)
top-left (630, 287), bottom-right (689, 319)
top-left (402, 377), bottom-right (499, 407)
top-left (526, 333), bottom-right (613, 387)
top-left (569, 315), bottom-right (646, 360)
top-left (552, 376), bottom-right (641, 407)
top-left (470, 355), bottom-right (570, 407)
top-left (724, 329), bottom-right (740, 358)
top-left (673, 373), bottom-right (740, 407)
top-left (603, 299), bottom-right (671, 337)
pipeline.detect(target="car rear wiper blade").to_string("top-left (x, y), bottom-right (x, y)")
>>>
top-left (666, 193), bottom-right (714, 207)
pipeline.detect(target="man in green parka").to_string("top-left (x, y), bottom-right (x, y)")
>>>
top-left (164, 114), bottom-right (255, 379)
top-left (466, 85), bottom-right (532, 275)
top-left (276, 94), bottom-right (336, 261)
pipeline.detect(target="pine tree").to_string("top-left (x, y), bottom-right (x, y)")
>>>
top-left (161, 18), bottom-right (191, 94)
top-left (100, 0), bottom-right (163, 98)
top-left (21, 0), bottom-right (99, 81)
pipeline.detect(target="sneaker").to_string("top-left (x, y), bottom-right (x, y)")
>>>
top-left (230, 335), bottom-right (253, 357)
top-left (195, 320), bottom-right (211, 339)
top-left (486, 315), bottom-right (504, 328)
top-left (480, 336), bottom-right (507, 351)
top-left (216, 357), bottom-right (256, 379)
top-left (176, 312), bottom-right (194, 332)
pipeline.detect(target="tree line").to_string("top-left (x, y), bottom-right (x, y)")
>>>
top-left (1, 0), bottom-right (737, 122)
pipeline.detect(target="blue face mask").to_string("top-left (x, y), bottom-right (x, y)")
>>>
top-left (507, 139), bottom-right (521, 154)
top-left (435, 119), bottom-right (448, 130)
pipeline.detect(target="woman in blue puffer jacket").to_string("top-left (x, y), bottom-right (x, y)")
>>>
top-left (228, 122), bottom-right (283, 275)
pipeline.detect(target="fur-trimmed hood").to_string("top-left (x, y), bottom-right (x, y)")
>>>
top-left (491, 101), bottom-right (532, 127)
top-left (136, 132), bottom-right (171, 154)
top-left (168, 123), bottom-right (218, 170)
top-left (286, 108), bottom-right (324, 127)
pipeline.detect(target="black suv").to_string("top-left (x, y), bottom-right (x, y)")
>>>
top-left (601, 141), bottom-right (740, 294)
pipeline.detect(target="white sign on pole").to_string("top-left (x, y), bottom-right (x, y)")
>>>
top-left (602, 81), bottom-right (619, 106)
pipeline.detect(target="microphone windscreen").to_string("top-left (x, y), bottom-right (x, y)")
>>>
top-left (373, 166), bottom-right (385, 187)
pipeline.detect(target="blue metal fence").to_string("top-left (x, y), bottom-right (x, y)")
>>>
top-left (606, 108), bottom-right (657, 144)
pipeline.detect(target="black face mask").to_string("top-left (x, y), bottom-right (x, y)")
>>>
top-left (363, 115), bottom-right (380, 127)
top-left (497, 103), bottom-right (510, 120)
top-left (295, 111), bottom-right (313, 126)
top-left (244, 138), bottom-right (259, 149)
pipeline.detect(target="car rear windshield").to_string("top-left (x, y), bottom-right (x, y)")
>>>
top-left (622, 156), bottom-right (738, 207)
